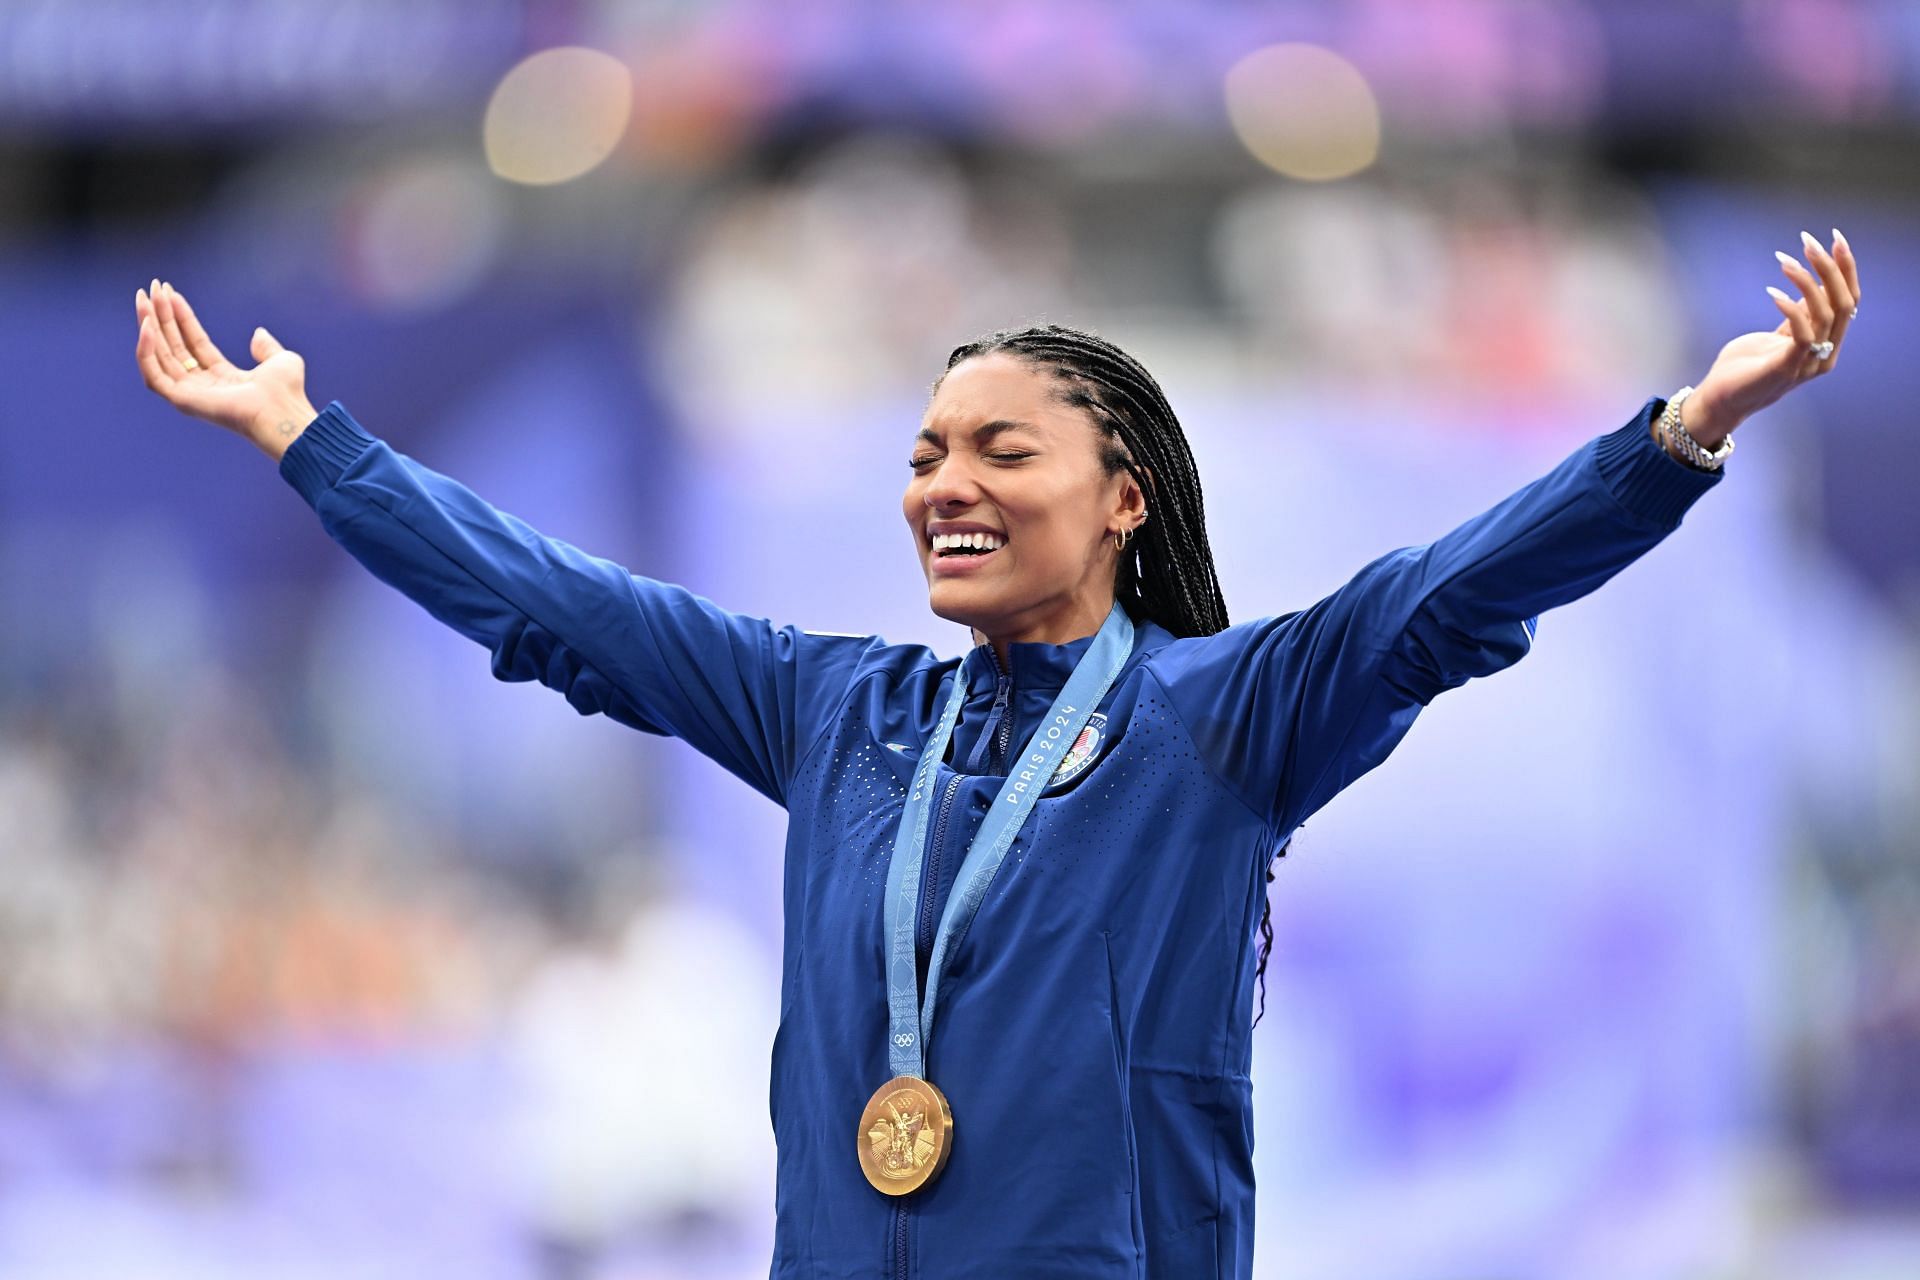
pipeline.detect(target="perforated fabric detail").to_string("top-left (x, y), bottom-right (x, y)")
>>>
top-left (794, 714), bottom-right (911, 917)
top-left (1005, 690), bottom-right (1234, 889)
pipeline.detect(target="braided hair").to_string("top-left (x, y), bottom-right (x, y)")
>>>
top-left (935, 323), bottom-right (1291, 1028)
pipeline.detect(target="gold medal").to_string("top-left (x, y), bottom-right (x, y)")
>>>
top-left (856, 1075), bottom-right (953, 1195)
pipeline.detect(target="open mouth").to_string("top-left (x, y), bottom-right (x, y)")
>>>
top-left (925, 533), bottom-right (1006, 564)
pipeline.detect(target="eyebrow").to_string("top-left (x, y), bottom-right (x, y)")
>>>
top-left (915, 418), bottom-right (1040, 446)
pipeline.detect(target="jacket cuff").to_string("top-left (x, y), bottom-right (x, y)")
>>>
top-left (278, 400), bottom-right (379, 508)
top-left (1593, 394), bottom-right (1724, 529)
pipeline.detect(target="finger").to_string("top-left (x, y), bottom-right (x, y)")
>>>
top-left (136, 315), bottom-right (180, 397)
top-left (167, 285), bottom-right (231, 370)
top-left (1832, 227), bottom-right (1860, 309)
top-left (1773, 250), bottom-right (1828, 319)
top-left (153, 281), bottom-right (201, 372)
top-left (147, 308), bottom-right (194, 383)
top-left (1766, 285), bottom-right (1816, 362)
top-left (135, 288), bottom-right (168, 352)
top-left (1790, 232), bottom-right (1836, 337)
top-left (1802, 228), bottom-right (1856, 325)
top-left (1815, 229), bottom-right (1857, 374)
top-left (1775, 248), bottom-right (1843, 374)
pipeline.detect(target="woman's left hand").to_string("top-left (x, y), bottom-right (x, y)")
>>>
top-left (1683, 228), bottom-right (1861, 446)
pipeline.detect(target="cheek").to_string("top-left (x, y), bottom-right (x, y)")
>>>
top-left (1011, 519), bottom-right (1073, 567)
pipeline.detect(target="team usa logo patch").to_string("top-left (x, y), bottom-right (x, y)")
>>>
top-left (1042, 712), bottom-right (1107, 794)
top-left (883, 712), bottom-right (1110, 791)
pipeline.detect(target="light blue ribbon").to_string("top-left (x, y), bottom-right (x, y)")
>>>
top-left (882, 601), bottom-right (1135, 1079)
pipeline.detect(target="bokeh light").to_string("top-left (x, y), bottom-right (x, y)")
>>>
top-left (1224, 43), bottom-right (1381, 182)
top-left (338, 155), bottom-right (507, 312)
top-left (483, 46), bottom-right (633, 186)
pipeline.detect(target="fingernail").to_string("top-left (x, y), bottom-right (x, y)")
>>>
top-left (1832, 226), bottom-right (1848, 252)
top-left (1774, 250), bottom-right (1797, 269)
top-left (1800, 229), bottom-right (1820, 255)
top-left (150, 277), bottom-right (158, 296)
top-left (1766, 285), bottom-right (1790, 302)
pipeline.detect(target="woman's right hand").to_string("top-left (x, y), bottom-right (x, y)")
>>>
top-left (134, 280), bottom-right (319, 461)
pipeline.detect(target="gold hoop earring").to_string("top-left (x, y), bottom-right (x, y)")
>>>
top-left (1114, 526), bottom-right (1130, 552)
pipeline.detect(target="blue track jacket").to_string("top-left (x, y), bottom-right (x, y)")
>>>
top-left (278, 394), bottom-right (1721, 1279)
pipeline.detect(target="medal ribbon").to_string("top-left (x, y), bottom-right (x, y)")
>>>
top-left (882, 601), bottom-right (1136, 1079)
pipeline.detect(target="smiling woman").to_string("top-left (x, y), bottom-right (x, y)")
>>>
top-left (905, 329), bottom-right (1231, 671)
top-left (132, 226), bottom-right (1860, 1279)
top-left (908, 354), bottom-right (1149, 655)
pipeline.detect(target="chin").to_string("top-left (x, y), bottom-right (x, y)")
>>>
top-left (925, 582), bottom-right (998, 629)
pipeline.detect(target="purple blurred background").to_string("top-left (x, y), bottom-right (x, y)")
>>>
top-left (2, 1), bottom-right (1918, 1277)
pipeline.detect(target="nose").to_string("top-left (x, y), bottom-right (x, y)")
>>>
top-left (920, 452), bottom-right (987, 511)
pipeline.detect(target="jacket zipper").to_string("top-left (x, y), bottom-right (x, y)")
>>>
top-left (965, 670), bottom-right (1013, 774)
top-left (915, 772), bottom-right (964, 1003)
top-left (992, 682), bottom-right (1013, 770)
top-left (892, 1199), bottom-right (910, 1279)
top-left (896, 647), bottom-right (1003, 1279)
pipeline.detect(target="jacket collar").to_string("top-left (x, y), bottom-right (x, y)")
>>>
top-left (960, 616), bottom-right (1165, 695)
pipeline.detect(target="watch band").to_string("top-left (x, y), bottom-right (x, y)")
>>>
top-left (1659, 386), bottom-right (1734, 472)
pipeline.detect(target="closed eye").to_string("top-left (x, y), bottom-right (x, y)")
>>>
top-left (907, 452), bottom-right (1033, 470)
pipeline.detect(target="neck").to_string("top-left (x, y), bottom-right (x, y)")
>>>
top-left (970, 597), bottom-right (1115, 673)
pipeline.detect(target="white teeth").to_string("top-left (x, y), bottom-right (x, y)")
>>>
top-left (932, 531), bottom-right (1006, 552)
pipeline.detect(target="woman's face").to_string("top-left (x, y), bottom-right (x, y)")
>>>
top-left (904, 352), bottom-right (1144, 647)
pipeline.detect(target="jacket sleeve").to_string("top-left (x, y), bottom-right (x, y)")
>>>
top-left (277, 400), bottom-right (878, 809)
top-left (1149, 395), bottom-right (1724, 840)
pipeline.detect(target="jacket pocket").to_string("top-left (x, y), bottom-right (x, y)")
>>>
top-left (1147, 1214), bottom-right (1217, 1280)
top-left (1101, 930), bottom-right (1147, 1274)
top-left (769, 940), bottom-right (804, 1136)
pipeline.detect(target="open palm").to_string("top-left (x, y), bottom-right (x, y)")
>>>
top-left (134, 280), bottom-right (315, 453)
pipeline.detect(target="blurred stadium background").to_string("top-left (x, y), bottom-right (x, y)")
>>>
top-left (2, 1), bottom-right (1917, 1277)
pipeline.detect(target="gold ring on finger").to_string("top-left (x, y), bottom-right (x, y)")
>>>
top-left (181, 355), bottom-right (199, 370)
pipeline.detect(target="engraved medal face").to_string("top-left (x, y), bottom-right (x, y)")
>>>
top-left (857, 1075), bottom-right (954, 1195)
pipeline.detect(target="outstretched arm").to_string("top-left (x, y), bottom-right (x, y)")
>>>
top-left (1150, 227), bottom-right (1862, 842)
top-left (134, 283), bottom-right (879, 808)
top-left (1151, 396), bottom-right (1720, 839)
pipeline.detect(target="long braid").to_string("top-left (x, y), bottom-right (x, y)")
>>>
top-left (936, 323), bottom-right (1289, 1028)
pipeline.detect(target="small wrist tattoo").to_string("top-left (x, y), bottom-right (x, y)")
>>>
top-left (276, 419), bottom-right (298, 438)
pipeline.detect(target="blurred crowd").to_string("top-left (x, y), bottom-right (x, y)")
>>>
top-left (3, 2), bottom-right (1918, 1278)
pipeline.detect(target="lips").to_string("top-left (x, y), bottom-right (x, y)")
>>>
top-left (929, 542), bottom-right (1003, 574)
